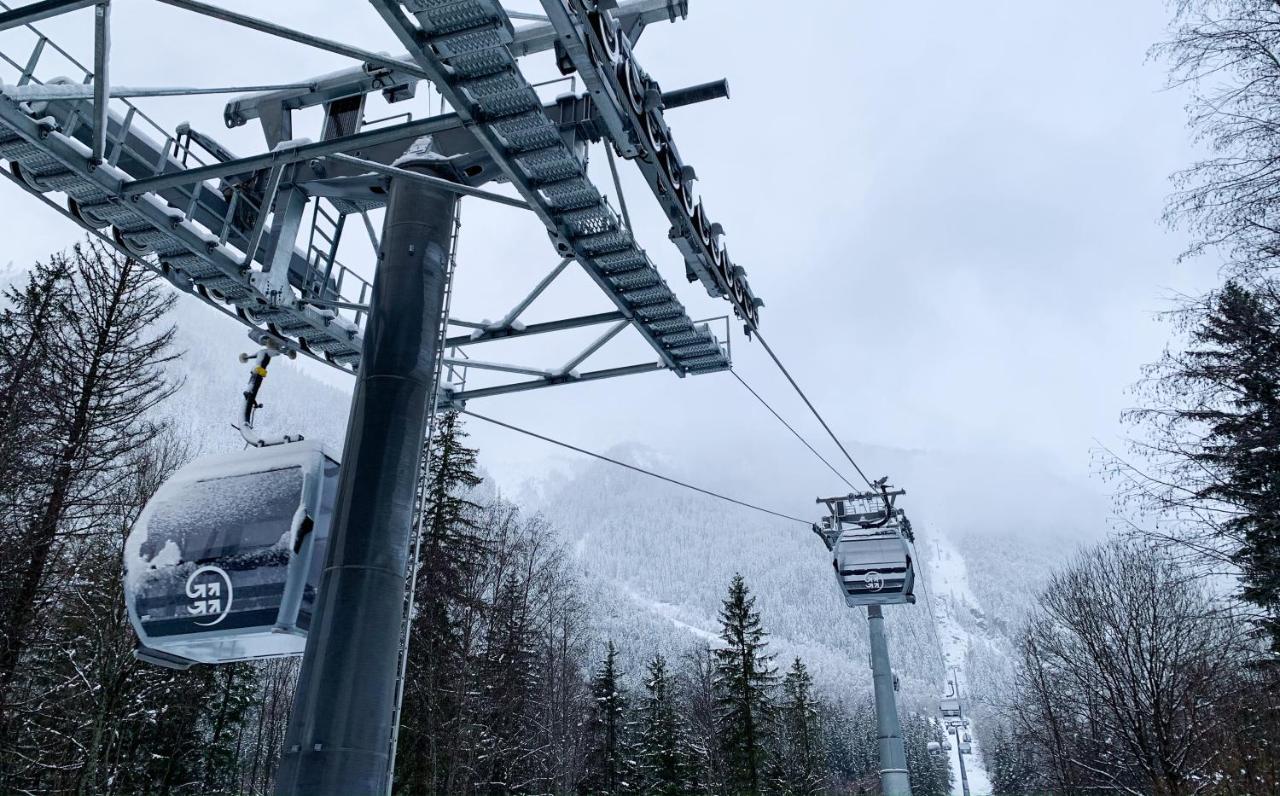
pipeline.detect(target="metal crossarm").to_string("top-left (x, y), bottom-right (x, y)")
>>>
top-left (442, 361), bottom-right (666, 405)
top-left (119, 113), bottom-right (464, 196)
top-left (0, 0), bottom-right (96, 32)
top-left (445, 311), bottom-right (626, 347)
top-left (0, 0), bottom-right (743, 393)
top-left (368, 0), bottom-right (729, 376)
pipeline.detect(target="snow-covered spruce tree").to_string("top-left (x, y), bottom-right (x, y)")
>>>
top-left (397, 410), bottom-right (485, 794)
top-left (901, 713), bottom-right (949, 796)
top-left (819, 699), bottom-right (879, 792)
top-left (713, 573), bottom-right (777, 796)
top-left (96, 661), bottom-right (258, 794)
top-left (1213, 662), bottom-right (1280, 789)
top-left (196, 663), bottom-right (261, 792)
top-left (1144, 0), bottom-right (1280, 651)
top-left (397, 491), bottom-right (592, 794)
top-left (0, 242), bottom-right (178, 781)
top-left (768, 657), bottom-right (825, 795)
top-left (1117, 279), bottom-right (1280, 651)
top-left (582, 641), bottom-right (632, 795)
top-left (464, 504), bottom-right (591, 794)
top-left (636, 653), bottom-right (692, 795)
top-left (679, 644), bottom-right (725, 794)
top-left (239, 657), bottom-right (301, 794)
top-left (531, 558), bottom-right (593, 794)
top-left (472, 566), bottom-right (540, 791)
top-left (985, 721), bottom-right (1051, 795)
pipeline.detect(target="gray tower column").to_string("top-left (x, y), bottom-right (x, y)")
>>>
top-left (954, 724), bottom-right (971, 796)
top-left (275, 158), bottom-right (459, 795)
top-left (867, 604), bottom-right (912, 796)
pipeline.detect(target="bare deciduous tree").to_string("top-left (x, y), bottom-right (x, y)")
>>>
top-left (1160, 1), bottom-right (1280, 276)
top-left (1009, 539), bottom-right (1264, 795)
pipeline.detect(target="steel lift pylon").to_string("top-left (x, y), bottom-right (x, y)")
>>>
top-left (815, 488), bottom-right (914, 796)
top-left (0, 0), bottom-right (766, 793)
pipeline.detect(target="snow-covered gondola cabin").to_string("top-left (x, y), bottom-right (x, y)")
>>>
top-left (940, 696), bottom-right (962, 718)
top-left (124, 441), bottom-right (340, 668)
top-left (831, 525), bottom-right (916, 606)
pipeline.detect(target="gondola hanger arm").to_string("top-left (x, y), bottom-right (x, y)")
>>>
top-left (235, 343), bottom-right (304, 448)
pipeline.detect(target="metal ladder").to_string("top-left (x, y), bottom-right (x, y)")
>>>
top-left (382, 203), bottom-right (463, 794)
top-left (307, 198), bottom-right (347, 294)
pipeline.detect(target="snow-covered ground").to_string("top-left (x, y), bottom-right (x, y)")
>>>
top-left (623, 585), bottom-right (724, 647)
top-left (925, 533), bottom-right (994, 795)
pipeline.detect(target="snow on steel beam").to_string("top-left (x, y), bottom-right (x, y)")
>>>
top-left (326, 153), bottom-right (530, 210)
top-left (0, 0), bottom-right (97, 33)
top-left (442, 362), bottom-right (666, 406)
top-left (224, 68), bottom-right (418, 128)
top-left (494, 257), bottom-right (574, 329)
top-left (121, 112), bottom-right (462, 195)
top-left (2, 82), bottom-right (321, 101)
top-left (444, 312), bottom-right (627, 348)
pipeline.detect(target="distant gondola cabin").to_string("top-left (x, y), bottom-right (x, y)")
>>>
top-left (940, 696), bottom-right (962, 718)
top-left (124, 441), bottom-right (340, 668)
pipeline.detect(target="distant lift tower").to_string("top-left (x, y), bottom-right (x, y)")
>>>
top-left (0, 0), bottom-right (768, 794)
top-left (941, 670), bottom-right (973, 796)
top-left (815, 485), bottom-right (914, 796)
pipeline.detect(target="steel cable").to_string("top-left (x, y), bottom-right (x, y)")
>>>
top-left (751, 329), bottom-right (877, 489)
top-left (462, 410), bottom-right (812, 526)
top-left (730, 369), bottom-right (859, 492)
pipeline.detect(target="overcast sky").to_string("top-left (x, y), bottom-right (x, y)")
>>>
top-left (0, 2), bottom-right (1218, 525)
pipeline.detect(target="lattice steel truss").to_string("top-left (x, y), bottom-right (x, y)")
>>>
top-left (0, 0), bottom-right (763, 404)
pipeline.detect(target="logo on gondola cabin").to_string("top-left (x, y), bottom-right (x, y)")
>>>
top-left (186, 565), bottom-right (233, 626)
top-left (864, 571), bottom-right (886, 592)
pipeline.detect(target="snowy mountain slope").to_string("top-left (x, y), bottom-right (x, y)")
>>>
top-left (926, 534), bottom-right (994, 794)
top-left (521, 439), bottom-right (1102, 739)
